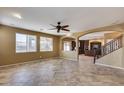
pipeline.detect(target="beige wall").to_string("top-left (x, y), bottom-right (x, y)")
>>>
top-left (121, 34), bottom-right (124, 68)
top-left (96, 48), bottom-right (123, 68)
top-left (0, 25), bottom-right (60, 66)
top-left (104, 32), bottom-right (122, 43)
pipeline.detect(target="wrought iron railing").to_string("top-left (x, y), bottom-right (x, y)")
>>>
top-left (94, 35), bottom-right (123, 64)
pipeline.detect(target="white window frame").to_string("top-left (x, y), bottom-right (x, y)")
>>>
top-left (16, 33), bottom-right (37, 53)
top-left (27, 35), bottom-right (37, 52)
top-left (40, 36), bottom-right (53, 52)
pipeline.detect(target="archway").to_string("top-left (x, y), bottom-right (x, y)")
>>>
top-left (77, 31), bottom-right (122, 63)
top-left (59, 36), bottom-right (78, 61)
top-left (59, 23), bottom-right (124, 62)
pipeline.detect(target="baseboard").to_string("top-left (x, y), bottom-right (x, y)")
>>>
top-left (95, 63), bottom-right (124, 70)
top-left (0, 57), bottom-right (60, 68)
top-left (0, 60), bottom-right (38, 68)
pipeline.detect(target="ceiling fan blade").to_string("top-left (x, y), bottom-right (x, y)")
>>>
top-left (61, 25), bottom-right (69, 28)
top-left (48, 28), bottom-right (56, 30)
top-left (50, 24), bottom-right (56, 27)
top-left (62, 28), bottom-right (70, 31)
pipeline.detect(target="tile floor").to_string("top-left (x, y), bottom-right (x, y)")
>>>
top-left (0, 55), bottom-right (124, 86)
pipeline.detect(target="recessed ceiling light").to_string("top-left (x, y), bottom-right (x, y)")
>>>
top-left (13, 13), bottom-right (22, 19)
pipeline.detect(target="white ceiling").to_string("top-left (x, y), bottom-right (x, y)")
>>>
top-left (0, 7), bottom-right (124, 35)
top-left (79, 31), bottom-right (115, 40)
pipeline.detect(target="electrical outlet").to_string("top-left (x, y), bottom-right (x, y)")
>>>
top-left (40, 56), bottom-right (42, 58)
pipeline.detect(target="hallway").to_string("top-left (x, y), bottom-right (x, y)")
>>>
top-left (0, 56), bottom-right (124, 85)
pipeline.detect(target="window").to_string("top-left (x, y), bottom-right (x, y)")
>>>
top-left (16, 33), bottom-right (37, 53)
top-left (16, 33), bottom-right (27, 53)
top-left (63, 41), bottom-right (71, 51)
top-left (40, 37), bottom-right (53, 51)
top-left (27, 35), bottom-right (37, 52)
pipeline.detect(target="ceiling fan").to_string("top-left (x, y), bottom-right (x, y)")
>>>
top-left (49, 22), bottom-right (70, 33)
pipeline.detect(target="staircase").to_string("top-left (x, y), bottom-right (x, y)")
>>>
top-left (94, 35), bottom-right (123, 63)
